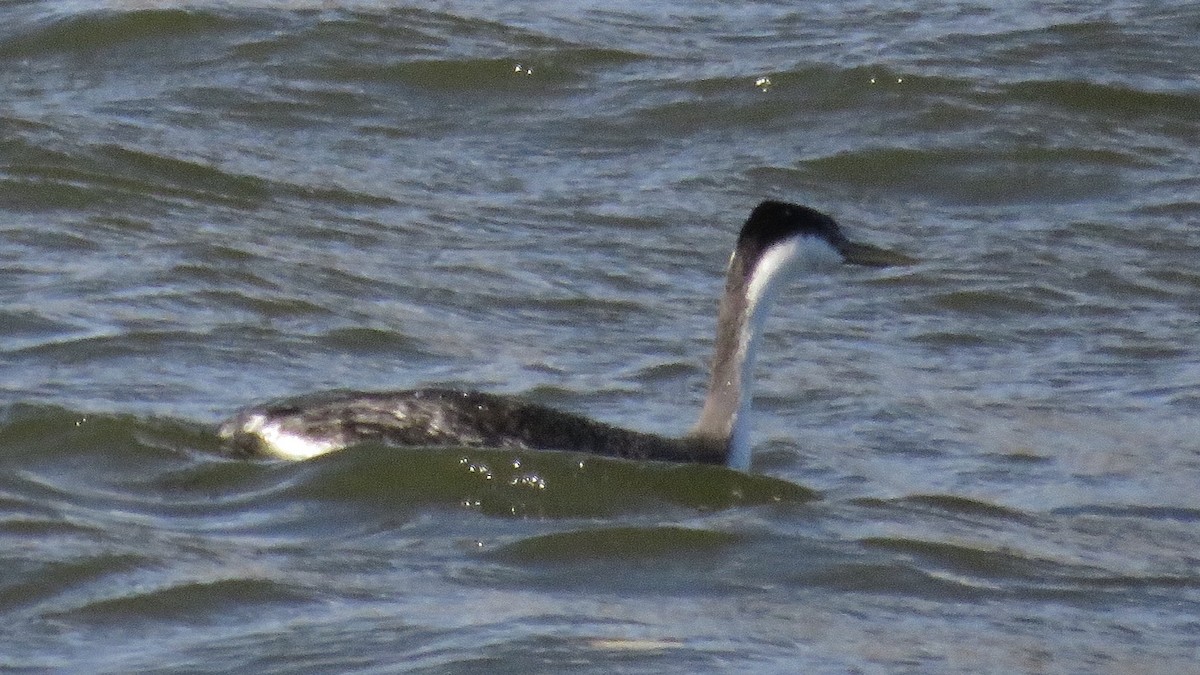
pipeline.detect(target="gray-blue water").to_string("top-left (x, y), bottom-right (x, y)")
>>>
top-left (2, 1), bottom-right (1199, 672)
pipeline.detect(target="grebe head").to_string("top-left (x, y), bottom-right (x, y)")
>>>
top-left (697, 200), bottom-right (913, 471)
top-left (737, 200), bottom-right (912, 274)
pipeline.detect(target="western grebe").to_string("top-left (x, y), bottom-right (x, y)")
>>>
top-left (218, 201), bottom-right (909, 470)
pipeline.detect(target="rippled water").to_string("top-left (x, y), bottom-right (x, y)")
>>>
top-left (3, 1), bottom-right (1199, 672)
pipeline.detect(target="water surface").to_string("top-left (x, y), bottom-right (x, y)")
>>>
top-left (2, 1), bottom-right (1199, 672)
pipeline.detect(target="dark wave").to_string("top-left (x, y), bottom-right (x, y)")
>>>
top-left (488, 525), bottom-right (740, 563)
top-left (311, 49), bottom-right (645, 90)
top-left (1001, 79), bottom-right (1200, 121)
top-left (855, 493), bottom-right (1038, 523)
top-left (858, 535), bottom-right (1200, 601)
top-left (0, 136), bottom-right (393, 214)
top-left (780, 145), bottom-right (1140, 205)
top-left (50, 577), bottom-right (311, 627)
top-left (0, 7), bottom-right (244, 57)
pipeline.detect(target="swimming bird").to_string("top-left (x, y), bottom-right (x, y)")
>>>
top-left (218, 201), bottom-right (909, 470)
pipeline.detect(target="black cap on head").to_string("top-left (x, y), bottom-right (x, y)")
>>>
top-left (737, 201), bottom-right (848, 259)
top-left (735, 200), bottom-right (913, 269)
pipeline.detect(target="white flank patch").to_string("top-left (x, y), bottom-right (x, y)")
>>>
top-left (240, 413), bottom-right (343, 461)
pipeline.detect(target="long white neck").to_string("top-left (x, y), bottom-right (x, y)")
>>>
top-left (691, 235), bottom-right (841, 470)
